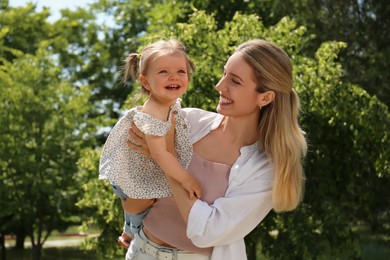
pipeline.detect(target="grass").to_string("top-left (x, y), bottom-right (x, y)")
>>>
top-left (6, 247), bottom-right (126, 260)
top-left (4, 225), bottom-right (124, 260)
top-left (5, 247), bottom-right (115, 260)
top-left (5, 225), bottom-right (389, 259)
top-left (355, 225), bottom-right (390, 259)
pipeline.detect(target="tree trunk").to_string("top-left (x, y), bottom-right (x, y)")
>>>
top-left (31, 244), bottom-right (42, 260)
top-left (14, 233), bottom-right (25, 250)
top-left (0, 232), bottom-right (6, 260)
top-left (14, 225), bottom-right (26, 250)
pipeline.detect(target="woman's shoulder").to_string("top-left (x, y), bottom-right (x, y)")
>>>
top-left (235, 144), bottom-right (274, 181)
top-left (181, 107), bottom-right (212, 115)
top-left (181, 108), bottom-right (221, 123)
top-left (180, 108), bottom-right (223, 143)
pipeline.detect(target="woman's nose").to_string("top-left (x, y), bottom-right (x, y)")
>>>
top-left (215, 78), bottom-right (225, 91)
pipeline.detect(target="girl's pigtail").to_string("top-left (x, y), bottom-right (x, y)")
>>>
top-left (123, 53), bottom-right (139, 84)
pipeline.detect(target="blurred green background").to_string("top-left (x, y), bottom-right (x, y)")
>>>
top-left (1, 0), bottom-right (389, 259)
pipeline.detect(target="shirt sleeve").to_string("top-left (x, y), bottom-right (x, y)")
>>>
top-left (133, 111), bottom-right (171, 136)
top-left (181, 108), bottom-right (223, 144)
top-left (186, 158), bottom-right (273, 248)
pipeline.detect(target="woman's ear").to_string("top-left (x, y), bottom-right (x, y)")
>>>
top-left (257, 90), bottom-right (275, 107)
top-left (139, 74), bottom-right (150, 90)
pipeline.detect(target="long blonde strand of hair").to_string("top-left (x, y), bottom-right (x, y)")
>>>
top-left (237, 39), bottom-right (307, 212)
top-left (259, 90), bottom-right (307, 211)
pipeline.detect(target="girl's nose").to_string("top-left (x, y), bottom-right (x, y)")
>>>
top-left (169, 73), bottom-right (179, 81)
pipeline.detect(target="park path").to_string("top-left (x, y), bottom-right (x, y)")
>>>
top-left (5, 234), bottom-right (98, 248)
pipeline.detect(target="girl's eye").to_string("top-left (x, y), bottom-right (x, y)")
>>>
top-left (178, 70), bottom-right (187, 74)
top-left (158, 70), bottom-right (167, 74)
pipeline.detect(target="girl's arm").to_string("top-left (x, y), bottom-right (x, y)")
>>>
top-left (128, 122), bottom-right (197, 223)
top-left (145, 134), bottom-right (202, 200)
top-left (135, 101), bottom-right (202, 199)
top-left (164, 175), bottom-right (196, 225)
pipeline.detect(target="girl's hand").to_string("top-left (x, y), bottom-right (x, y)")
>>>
top-left (181, 175), bottom-right (202, 199)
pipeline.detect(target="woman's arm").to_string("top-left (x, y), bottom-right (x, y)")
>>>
top-left (186, 175), bottom-right (272, 247)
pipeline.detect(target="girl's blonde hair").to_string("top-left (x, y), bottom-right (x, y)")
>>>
top-left (123, 39), bottom-right (195, 94)
top-left (236, 39), bottom-right (307, 212)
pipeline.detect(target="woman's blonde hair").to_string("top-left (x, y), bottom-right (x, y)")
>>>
top-left (236, 39), bottom-right (307, 212)
top-left (123, 39), bottom-right (195, 94)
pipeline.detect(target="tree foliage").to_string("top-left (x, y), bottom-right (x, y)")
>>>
top-left (77, 6), bottom-right (389, 258)
top-left (1, 1), bottom-right (389, 259)
top-left (76, 147), bottom-right (125, 258)
top-left (0, 3), bottom-right (103, 259)
top-left (269, 0), bottom-right (390, 106)
top-left (0, 46), bottom-right (94, 259)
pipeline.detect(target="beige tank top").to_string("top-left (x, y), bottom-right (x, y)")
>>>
top-left (143, 152), bottom-right (231, 256)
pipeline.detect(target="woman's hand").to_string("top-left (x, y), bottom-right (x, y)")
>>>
top-left (127, 124), bottom-right (150, 156)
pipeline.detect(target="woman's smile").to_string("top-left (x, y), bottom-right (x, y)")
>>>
top-left (219, 95), bottom-right (233, 105)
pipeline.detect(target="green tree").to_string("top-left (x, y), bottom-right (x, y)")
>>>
top-left (172, 12), bottom-right (389, 258)
top-left (0, 1), bottom-right (117, 123)
top-left (183, 0), bottom-right (390, 105)
top-left (0, 1), bottom-right (51, 61)
top-left (79, 9), bottom-right (389, 258)
top-left (270, 0), bottom-right (390, 106)
top-left (103, 0), bottom-right (390, 105)
top-left (0, 3), bottom-right (107, 255)
top-left (4, 0), bottom-right (382, 258)
top-left (76, 147), bottom-right (125, 258)
top-left (0, 44), bottom-right (94, 259)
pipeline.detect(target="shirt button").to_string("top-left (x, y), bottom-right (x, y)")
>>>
top-left (173, 110), bottom-right (178, 115)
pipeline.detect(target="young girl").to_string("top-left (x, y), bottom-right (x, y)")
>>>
top-left (99, 39), bottom-right (201, 249)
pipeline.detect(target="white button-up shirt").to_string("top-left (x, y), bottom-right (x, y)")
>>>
top-left (182, 108), bottom-right (274, 260)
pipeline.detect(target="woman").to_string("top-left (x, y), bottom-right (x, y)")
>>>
top-left (125, 39), bottom-right (307, 260)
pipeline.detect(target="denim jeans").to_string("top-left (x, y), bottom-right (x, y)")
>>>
top-left (112, 184), bottom-right (150, 237)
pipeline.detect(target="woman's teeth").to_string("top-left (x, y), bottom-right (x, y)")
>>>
top-left (220, 97), bottom-right (233, 104)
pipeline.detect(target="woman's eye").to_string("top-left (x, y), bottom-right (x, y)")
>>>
top-left (232, 79), bottom-right (240, 85)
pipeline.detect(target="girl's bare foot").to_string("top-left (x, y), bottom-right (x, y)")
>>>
top-left (118, 232), bottom-right (132, 250)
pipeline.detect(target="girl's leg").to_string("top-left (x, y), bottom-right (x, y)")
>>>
top-left (127, 208), bottom-right (150, 235)
top-left (111, 185), bottom-right (154, 249)
top-left (121, 197), bottom-right (155, 214)
top-left (118, 212), bottom-right (133, 249)
top-left (120, 198), bottom-right (154, 248)
top-left (119, 207), bottom-right (151, 249)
